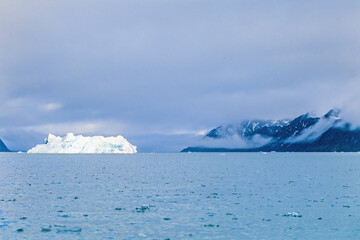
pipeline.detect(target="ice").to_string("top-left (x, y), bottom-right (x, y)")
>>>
top-left (282, 212), bottom-right (302, 217)
top-left (27, 133), bottom-right (137, 154)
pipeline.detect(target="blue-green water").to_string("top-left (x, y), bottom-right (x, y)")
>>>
top-left (1, 152), bottom-right (360, 239)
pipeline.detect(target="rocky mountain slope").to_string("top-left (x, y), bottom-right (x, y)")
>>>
top-left (0, 139), bottom-right (9, 152)
top-left (182, 110), bottom-right (360, 152)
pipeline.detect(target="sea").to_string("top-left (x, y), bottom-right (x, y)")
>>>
top-left (1, 152), bottom-right (360, 239)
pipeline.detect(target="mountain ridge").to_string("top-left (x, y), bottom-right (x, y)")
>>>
top-left (182, 109), bottom-right (360, 152)
top-left (0, 139), bottom-right (10, 152)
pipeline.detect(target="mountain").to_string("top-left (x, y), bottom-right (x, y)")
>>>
top-left (182, 109), bottom-right (360, 152)
top-left (0, 139), bottom-right (10, 152)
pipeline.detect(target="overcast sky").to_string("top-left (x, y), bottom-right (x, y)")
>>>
top-left (1, 0), bottom-right (360, 151)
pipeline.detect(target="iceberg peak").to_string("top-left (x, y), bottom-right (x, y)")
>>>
top-left (28, 133), bottom-right (137, 154)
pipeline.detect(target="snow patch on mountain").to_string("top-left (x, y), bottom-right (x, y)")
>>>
top-left (206, 119), bottom-right (290, 140)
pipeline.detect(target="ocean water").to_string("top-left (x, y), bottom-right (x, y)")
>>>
top-left (1, 152), bottom-right (360, 239)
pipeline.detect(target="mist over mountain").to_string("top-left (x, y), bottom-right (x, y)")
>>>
top-left (182, 109), bottom-right (360, 152)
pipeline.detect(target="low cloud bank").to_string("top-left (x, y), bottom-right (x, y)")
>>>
top-left (286, 117), bottom-right (339, 143)
top-left (194, 134), bottom-right (272, 149)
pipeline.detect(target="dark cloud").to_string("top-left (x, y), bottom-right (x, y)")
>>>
top-left (1, 0), bottom-right (360, 151)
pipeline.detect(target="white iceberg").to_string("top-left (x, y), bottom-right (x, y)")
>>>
top-left (27, 133), bottom-right (137, 154)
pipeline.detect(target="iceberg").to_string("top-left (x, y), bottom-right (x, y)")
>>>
top-left (27, 133), bottom-right (137, 154)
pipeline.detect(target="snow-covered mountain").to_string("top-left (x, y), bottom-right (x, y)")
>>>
top-left (28, 133), bottom-right (137, 154)
top-left (0, 139), bottom-right (9, 152)
top-left (182, 109), bottom-right (360, 152)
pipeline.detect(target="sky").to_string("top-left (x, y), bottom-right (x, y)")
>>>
top-left (1, 0), bottom-right (360, 152)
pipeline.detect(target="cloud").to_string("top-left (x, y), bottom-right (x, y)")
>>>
top-left (1, 1), bottom-right (360, 151)
top-left (194, 134), bottom-right (272, 149)
top-left (39, 103), bottom-right (62, 111)
top-left (286, 117), bottom-right (338, 143)
top-left (339, 90), bottom-right (360, 128)
top-left (23, 122), bottom-right (104, 135)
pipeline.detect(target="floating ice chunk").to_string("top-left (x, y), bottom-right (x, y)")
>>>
top-left (55, 226), bottom-right (82, 233)
top-left (27, 133), bottom-right (137, 154)
top-left (135, 205), bottom-right (152, 213)
top-left (282, 212), bottom-right (302, 217)
top-left (41, 225), bottom-right (52, 232)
